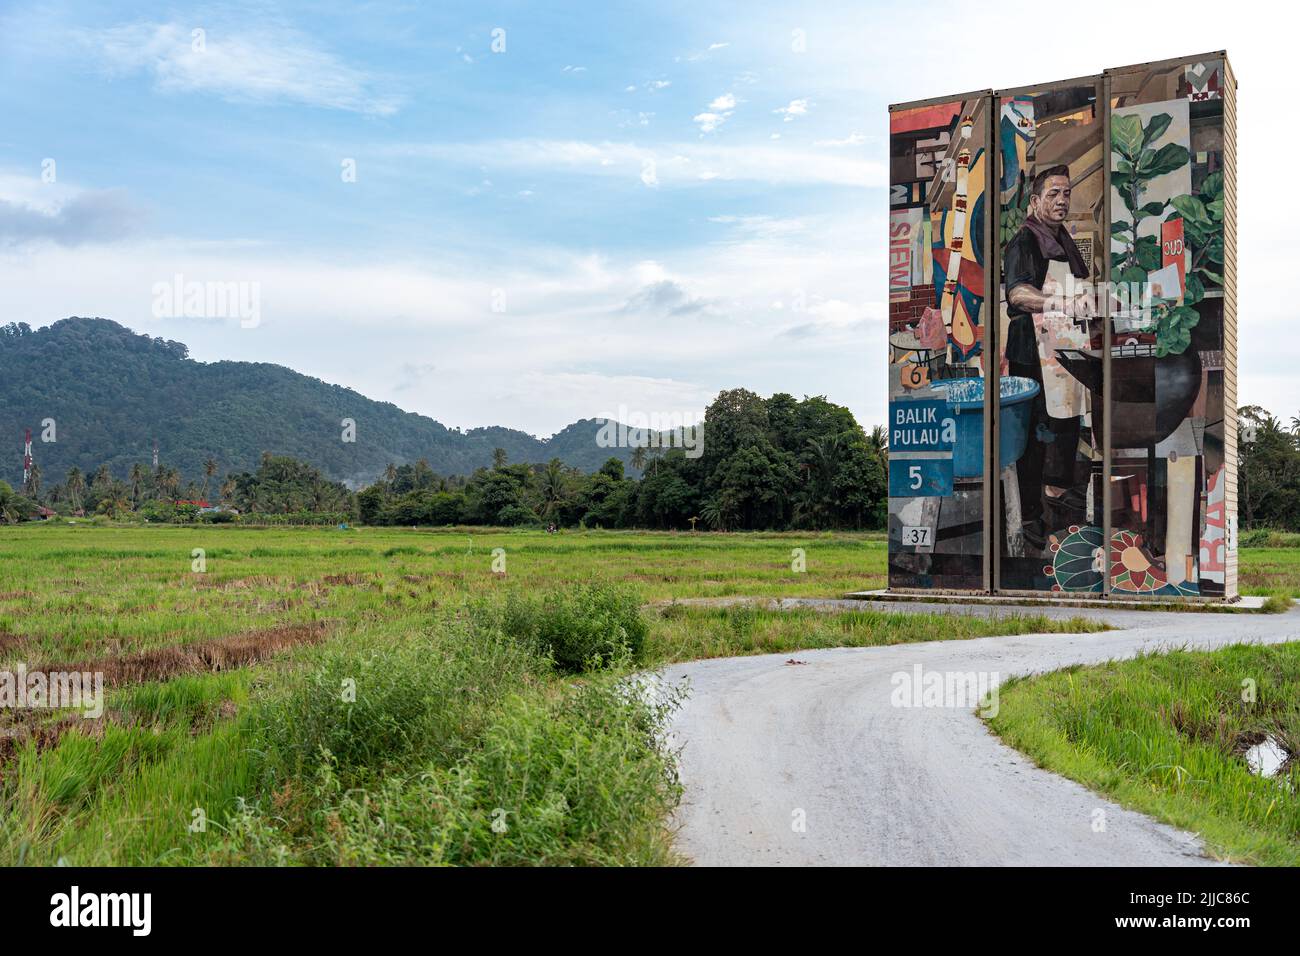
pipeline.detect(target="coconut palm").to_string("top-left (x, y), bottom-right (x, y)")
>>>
top-left (129, 463), bottom-right (145, 507)
top-left (538, 458), bottom-right (570, 519)
top-left (65, 467), bottom-right (85, 513)
top-left (202, 458), bottom-right (218, 501)
top-left (0, 481), bottom-right (24, 523)
top-left (630, 445), bottom-right (648, 472)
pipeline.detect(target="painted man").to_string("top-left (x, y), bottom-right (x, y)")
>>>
top-left (1002, 164), bottom-right (1093, 549)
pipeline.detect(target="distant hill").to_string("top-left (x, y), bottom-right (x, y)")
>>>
top-left (0, 318), bottom-right (639, 487)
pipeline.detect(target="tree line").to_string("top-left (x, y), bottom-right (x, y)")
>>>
top-left (11, 390), bottom-right (1300, 533)
top-left (2, 389), bottom-right (888, 530)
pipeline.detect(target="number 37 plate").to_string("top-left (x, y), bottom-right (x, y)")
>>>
top-left (900, 526), bottom-right (932, 547)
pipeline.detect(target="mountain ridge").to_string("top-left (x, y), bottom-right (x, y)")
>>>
top-left (1, 317), bottom-right (640, 487)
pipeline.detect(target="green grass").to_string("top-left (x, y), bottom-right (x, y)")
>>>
top-left (0, 521), bottom-right (1288, 866)
top-left (988, 642), bottom-right (1300, 866)
top-left (644, 604), bottom-right (1106, 663)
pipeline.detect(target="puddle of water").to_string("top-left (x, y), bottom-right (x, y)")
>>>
top-left (1244, 736), bottom-right (1288, 778)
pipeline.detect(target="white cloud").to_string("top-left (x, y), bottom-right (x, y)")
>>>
top-left (678, 41), bottom-right (731, 63)
top-left (774, 98), bottom-right (810, 121)
top-left (693, 112), bottom-right (726, 134)
top-left (81, 21), bottom-right (399, 114)
top-left (696, 92), bottom-right (736, 134)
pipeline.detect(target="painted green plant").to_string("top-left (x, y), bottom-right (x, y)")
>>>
top-left (1110, 111), bottom-right (1220, 357)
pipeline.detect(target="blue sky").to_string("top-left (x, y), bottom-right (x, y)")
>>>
top-left (0, 1), bottom-right (1292, 435)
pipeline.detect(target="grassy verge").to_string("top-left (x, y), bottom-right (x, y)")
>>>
top-left (987, 642), bottom-right (1300, 866)
top-left (645, 604), bottom-right (1107, 665)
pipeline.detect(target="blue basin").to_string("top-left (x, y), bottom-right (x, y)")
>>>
top-left (931, 376), bottom-right (1040, 479)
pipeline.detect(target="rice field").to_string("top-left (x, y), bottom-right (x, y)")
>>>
top-left (0, 522), bottom-right (1291, 866)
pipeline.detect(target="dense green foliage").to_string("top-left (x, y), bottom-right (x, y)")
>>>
top-left (361, 389), bottom-right (888, 530)
top-left (1241, 406), bottom-right (1300, 532)
top-left (497, 582), bottom-right (649, 672)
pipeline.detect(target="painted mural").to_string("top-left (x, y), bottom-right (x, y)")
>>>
top-left (1105, 59), bottom-right (1228, 597)
top-left (888, 55), bottom-right (1233, 600)
top-left (887, 97), bottom-right (989, 590)
top-left (995, 82), bottom-right (1105, 592)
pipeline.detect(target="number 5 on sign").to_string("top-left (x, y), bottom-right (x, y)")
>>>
top-left (889, 459), bottom-right (953, 497)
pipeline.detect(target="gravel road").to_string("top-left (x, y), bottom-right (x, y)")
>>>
top-left (662, 601), bottom-right (1300, 866)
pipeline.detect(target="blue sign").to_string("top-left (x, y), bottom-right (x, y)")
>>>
top-left (889, 399), bottom-right (955, 453)
top-left (889, 458), bottom-right (953, 498)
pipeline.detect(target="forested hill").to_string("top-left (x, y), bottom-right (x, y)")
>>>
top-left (0, 318), bottom-right (636, 486)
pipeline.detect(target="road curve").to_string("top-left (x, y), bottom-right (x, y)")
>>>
top-left (662, 601), bottom-right (1300, 866)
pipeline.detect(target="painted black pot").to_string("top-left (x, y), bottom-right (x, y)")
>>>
top-left (1054, 347), bottom-right (1202, 448)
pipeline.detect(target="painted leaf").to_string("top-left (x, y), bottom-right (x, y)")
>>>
top-left (1110, 219), bottom-right (1132, 234)
top-left (1143, 143), bottom-right (1190, 179)
top-left (1206, 235), bottom-right (1224, 264)
top-left (1169, 194), bottom-right (1210, 227)
top-left (1200, 171), bottom-right (1223, 200)
top-left (1141, 113), bottom-right (1173, 147)
top-left (1180, 217), bottom-right (1209, 247)
top-left (1183, 272), bottom-right (1205, 306)
top-left (1136, 235), bottom-right (1162, 271)
top-left (1111, 113), bottom-right (1144, 160)
top-left (1117, 265), bottom-right (1148, 287)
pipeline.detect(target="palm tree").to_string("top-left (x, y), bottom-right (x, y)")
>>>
top-left (492, 447), bottom-right (508, 470)
top-left (129, 463), bottom-right (145, 507)
top-left (65, 467), bottom-right (85, 513)
top-left (157, 466), bottom-right (180, 499)
top-left (538, 458), bottom-right (569, 519)
top-left (202, 458), bottom-right (218, 501)
top-left (701, 497), bottom-right (727, 532)
top-left (92, 463), bottom-right (112, 489)
top-left (868, 425), bottom-right (887, 457)
top-left (630, 445), bottom-right (648, 472)
top-left (219, 478), bottom-right (236, 505)
top-left (0, 481), bottom-right (24, 523)
top-left (647, 445), bottom-right (665, 476)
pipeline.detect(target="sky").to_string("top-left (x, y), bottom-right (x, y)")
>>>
top-left (0, 0), bottom-right (1292, 437)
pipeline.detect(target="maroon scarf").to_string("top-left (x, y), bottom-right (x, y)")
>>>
top-left (1022, 214), bottom-right (1090, 279)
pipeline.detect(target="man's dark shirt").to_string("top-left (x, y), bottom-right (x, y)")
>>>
top-left (1002, 225), bottom-right (1052, 366)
